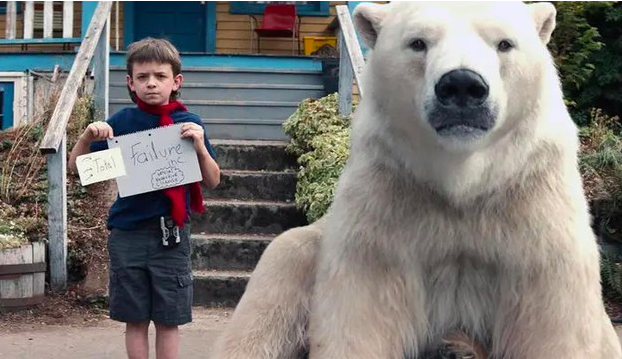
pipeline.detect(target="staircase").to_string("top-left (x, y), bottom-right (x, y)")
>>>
top-left (109, 66), bottom-right (326, 140)
top-left (190, 140), bottom-right (306, 307)
top-left (108, 62), bottom-right (323, 306)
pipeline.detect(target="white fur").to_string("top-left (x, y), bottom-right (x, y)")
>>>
top-left (213, 2), bottom-right (622, 358)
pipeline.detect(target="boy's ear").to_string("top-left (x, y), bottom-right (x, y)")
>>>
top-left (126, 74), bottom-right (135, 92)
top-left (173, 73), bottom-right (183, 91)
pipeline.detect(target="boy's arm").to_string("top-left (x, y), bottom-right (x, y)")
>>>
top-left (68, 122), bottom-right (114, 173)
top-left (181, 122), bottom-right (220, 189)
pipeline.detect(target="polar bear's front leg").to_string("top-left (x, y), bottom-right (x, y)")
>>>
top-left (493, 267), bottom-right (618, 359)
top-left (308, 254), bottom-right (424, 359)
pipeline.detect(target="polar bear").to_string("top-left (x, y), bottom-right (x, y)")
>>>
top-left (212, 2), bottom-right (622, 358)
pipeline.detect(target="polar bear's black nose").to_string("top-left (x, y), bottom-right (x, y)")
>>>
top-left (435, 69), bottom-right (489, 108)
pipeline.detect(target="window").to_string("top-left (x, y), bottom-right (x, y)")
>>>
top-left (229, 1), bottom-right (330, 17)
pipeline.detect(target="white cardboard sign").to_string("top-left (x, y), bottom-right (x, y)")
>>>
top-left (76, 147), bottom-right (127, 186)
top-left (106, 124), bottom-right (202, 198)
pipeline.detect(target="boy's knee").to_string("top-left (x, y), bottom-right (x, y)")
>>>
top-left (154, 323), bottom-right (179, 332)
top-left (126, 321), bottom-right (150, 332)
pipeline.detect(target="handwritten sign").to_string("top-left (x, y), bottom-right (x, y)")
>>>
top-left (107, 124), bottom-right (202, 198)
top-left (76, 147), bottom-right (126, 186)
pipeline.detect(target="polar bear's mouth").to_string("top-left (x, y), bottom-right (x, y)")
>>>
top-left (428, 106), bottom-right (497, 138)
top-left (435, 124), bottom-right (490, 137)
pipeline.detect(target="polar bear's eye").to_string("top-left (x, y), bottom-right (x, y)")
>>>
top-left (409, 39), bottom-right (427, 52)
top-left (497, 40), bottom-right (514, 52)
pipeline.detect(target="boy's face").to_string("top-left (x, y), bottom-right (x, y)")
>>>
top-left (127, 62), bottom-right (182, 106)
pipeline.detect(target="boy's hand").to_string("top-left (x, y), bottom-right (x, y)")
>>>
top-left (181, 122), bottom-right (207, 154)
top-left (82, 121), bottom-right (114, 142)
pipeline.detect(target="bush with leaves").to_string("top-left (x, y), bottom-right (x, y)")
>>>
top-left (544, 1), bottom-right (622, 122)
top-left (578, 108), bottom-right (622, 296)
top-left (283, 93), bottom-right (351, 156)
top-left (575, 2), bottom-right (622, 118)
top-left (283, 94), bottom-right (352, 222)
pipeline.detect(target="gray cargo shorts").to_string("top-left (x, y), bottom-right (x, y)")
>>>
top-left (107, 223), bottom-right (193, 326)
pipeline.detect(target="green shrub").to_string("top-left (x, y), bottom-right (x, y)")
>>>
top-left (283, 93), bottom-right (351, 157)
top-left (578, 109), bottom-right (622, 296)
top-left (283, 94), bottom-right (352, 222)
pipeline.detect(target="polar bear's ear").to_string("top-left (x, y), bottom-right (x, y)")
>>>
top-left (352, 3), bottom-right (389, 49)
top-left (529, 2), bottom-right (556, 45)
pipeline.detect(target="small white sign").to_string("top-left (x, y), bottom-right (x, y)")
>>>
top-left (76, 147), bottom-right (127, 186)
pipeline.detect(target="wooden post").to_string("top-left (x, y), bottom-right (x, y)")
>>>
top-left (47, 136), bottom-right (68, 291)
top-left (24, 1), bottom-right (34, 39)
top-left (338, 29), bottom-right (354, 117)
top-left (336, 5), bottom-right (366, 98)
top-left (5, 1), bottom-right (16, 40)
top-left (93, 15), bottom-right (110, 121)
top-left (63, 1), bottom-right (74, 38)
top-left (39, 2), bottom-right (113, 153)
top-left (43, 1), bottom-right (53, 39)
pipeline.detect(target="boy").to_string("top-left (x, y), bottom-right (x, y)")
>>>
top-left (68, 38), bottom-right (220, 359)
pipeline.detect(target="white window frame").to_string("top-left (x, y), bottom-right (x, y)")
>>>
top-left (0, 72), bottom-right (28, 128)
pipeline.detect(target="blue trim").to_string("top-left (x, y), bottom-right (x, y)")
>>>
top-left (81, 2), bottom-right (98, 38)
top-left (110, 52), bottom-right (322, 71)
top-left (206, 2), bottom-right (216, 53)
top-left (0, 2), bottom-right (21, 15)
top-left (0, 82), bottom-right (15, 130)
top-left (123, 2), bottom-right (135, 48)
top-left (230, 1), bottom-right (330, 17)
top-left (0, 37), bottom-right (82, 45)
top-left (0, 53), bottom-right (76, 71)
top-left (0, 52), bottom-right (322, 73)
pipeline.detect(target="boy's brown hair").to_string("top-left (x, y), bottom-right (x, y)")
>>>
top-left (125, 37), bottom-right (182, 102)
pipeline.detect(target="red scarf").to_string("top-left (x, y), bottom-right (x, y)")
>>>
top-left (137, 98), bottom-right (205, 227)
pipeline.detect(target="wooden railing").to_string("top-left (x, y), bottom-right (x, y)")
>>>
top-left (38, 1), bottom-right (112, 291)
top-left (2, 1), bottom-right (81, 46)
top-left (335, 5), bottom-right (366, 116)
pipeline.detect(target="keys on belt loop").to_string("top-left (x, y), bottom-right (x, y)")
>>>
top-left (160, 216), bottom-right (181, 248)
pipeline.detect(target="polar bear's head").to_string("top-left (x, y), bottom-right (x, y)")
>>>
top-left (353, 1), bottom-right (558, 152)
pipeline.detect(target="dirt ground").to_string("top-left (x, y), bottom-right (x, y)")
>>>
top-left (1, 307), bottom-right (622, 359)
top-left (0, 306), bottom-right (232, 359)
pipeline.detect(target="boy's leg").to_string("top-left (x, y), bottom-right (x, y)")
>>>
top-left (154, 323), bottom-right (180, 359)
top-left (126, 321), bottom-right (150, 359)
top-left (149, 223), bottom-right (192, 359)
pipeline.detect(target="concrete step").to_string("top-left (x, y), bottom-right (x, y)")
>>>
top-left (193, 270), bottom-right (251, 307)
top-left (202, 120), bottom-right (290, 141)
top-left (110, 82), bottom-right (325, 103)
top-left (191, 199), bottom-right (307, 235)
top-left (205, 169), bottom-right (296, 202)
top-left (191, 234), bottom-right (273, 271)
top-left (210, 140), bottom-right (297, 171)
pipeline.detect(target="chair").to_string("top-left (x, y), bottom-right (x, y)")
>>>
top-left (251, 4), bottom-right (301, 55)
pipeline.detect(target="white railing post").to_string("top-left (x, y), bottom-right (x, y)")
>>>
top-left (338, 29), bottom-right (354, 117)
top-left (43, 1), bottom-right (53, 39)
top-left (24, 1), bottom-right (34, 39)
top-left (63, 1), bottom-right (74, 38)
top-left (39, 2), bottom-right (114, 291)
top-left (47, 136), bottom-right (68, 291)
top-left (5, 1), bottom-right (17, 39)
top-left (335, 5), bottom-right (366, 116)
top-left (93, 14), bottom-right (110, 121)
